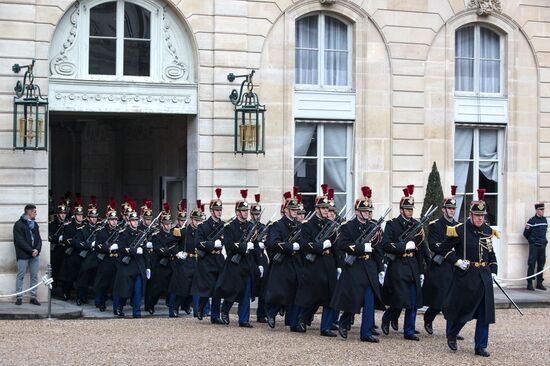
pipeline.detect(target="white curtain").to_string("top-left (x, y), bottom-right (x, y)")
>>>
top-left (294, 124), bottom-right (316, 178)
top-left (324, 16), bottom-right (348, 86)
top-left (295, 16), bottom-right (318, 85)
top-left (480, 27), bottom-right (500, 93)
top-left (479, 129), bottom-right (499, 182)
top-left (454, 128), bottom-right (473, 220)
top-left (455, 26), bottom-right (474, 92)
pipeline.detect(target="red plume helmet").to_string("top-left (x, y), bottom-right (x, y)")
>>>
top-left (75, 195), bottom-right (83, 207)
top-left (90, 195), bottom-right (97, 207)
top-left (129, 199), bottom-right (136, 211)
top-left (365, 186), bottom-right (372, 199)
top-left (297, 193), bottom-right (303, 204)
top-left (196, 199), bottom-right (201, 208)
top-left (254, 194), bottom-right (261, 203)
top-left (361, 186), bottom-right (369, 198)
top-left (142, 198), bottom-right (148, 206)
top-left (215, 187), bottom-right (222, 199)
top-left (109, 197), bottom-right (117, 210)
top-left (200, 204), bottom-right (205, 212)
top-left (283, 191), bottom-right (291, 200)
top-left (477, 188), bottom-right (486, 201)
top-left (146, 200), bottom-right (152, 209)
top-left (407, 184), bottom-right (415, 196)
top-left (328, 188), bottom-right (334, 200)
top-left (163, 202), bottom-right (170, 213)
top-left (321, 184), bottom-right (328, 195)
top-left (240, 189), bottom-right (248, 199)
top-left (293, 186), bottom-right (299, 198)
top-left (402, 188), bottom-right (409, 197)
top-left (451, 185), bottom-right (457, 196)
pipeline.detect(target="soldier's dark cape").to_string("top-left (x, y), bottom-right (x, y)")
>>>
top-left (191, 216), bottom-right (225, 297)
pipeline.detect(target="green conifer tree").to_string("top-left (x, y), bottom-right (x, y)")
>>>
top-left (422, 162), bottom-right (444, 221)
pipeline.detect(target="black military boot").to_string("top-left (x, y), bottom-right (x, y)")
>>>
top-left (527, 280), bottom-right (535, 291)
top-left (424, 320), bottom-right (433, 335)
top-left (390, 319), bottom-right (399, 331)
top-left (447, 337), bottom-right (458, 352)
top-left (536, 280), bottom-right (547, 291)
top-left (475, 348), bottom-right (490, 357)
top-left (267, 315), bottom-right (276, 329)
top-left (381, 319), bottom-right (390, 335)
top-left (296, 318), bottom-right (307, 333)
top-left (338, 324), bottom-right (348, 339)
top-left (221, 311), bottom-right (230, 325)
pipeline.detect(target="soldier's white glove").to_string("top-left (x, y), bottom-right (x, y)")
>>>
top-left (292, 242), bottom-right (300, 251)
top-left (109, 243), bottom-right (118, 251)
top-left (258, 242), bottom-right (265, 250)
top-left (364, 242), bottom-right (373, 253)
top-left (176, 251), bottom-right (185, 259)
top-left (146, 269), bottom-right (151, 279)
top-left (420, 274), bottom-right (425, 287)
top-left (336, 267), bottom-right (342, 280)
top-left (247, 241), bottom-right (254, 251)
top-left (91, 241), bottom-right (96, 248)
top-left (146, 241), bottom-right (153, 249)
top-left (214, 239), bottom-right (222, 248)
top-left (259, 265), bottom-right (264, 278)
top-left (455, 259), bottom-right (470, 271)
top-left (322, 240), bottom-right (332, 250)
top-left (491, 273), bottom-right (498, 281)
top-left (378, 271), bottom-right (385, 285)
top-left (58, 235), bottom-right (63, 242)
top-left (405, 241), bottom-right (416, 250)
top-left (136, 247), bottom-right (143, 255)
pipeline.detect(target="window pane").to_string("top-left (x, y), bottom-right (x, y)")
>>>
top-left (295, 49), bottom-right (319, 84)
top-left (455, 193), bottom-right (474, 222)
top-left (90, 2), bottom-right (117, 37)
top-left (324, 158), bottom-right (346, 192)
top-left (455, 26), bottom-right (474, 92)
top-left (296, 16), bottom-right (318, 48)
top-left (479, 129), bottom-right (498, 182)
top-left (124, 3), bottom-right (151, 39)
top-left (333, 194), bottom-right (346, 212)
top-left (455, 27), bottom-right (474, 58)
top-left (480, 28), bottom-right (499, 59)
top-left (480, 60), bottom-right (500, 93)
top-left (324, 16), bottom-right (347, 51)
top-left (301, 194), bottom-right (316, 215)
top-left (480, 168), bottom-right (498, 193)
top-left (324, 51), bottom-right (348, 86)
top-left (483, 194), bottom-right (498, 226)
top-left (295, 123), bottom-right (317, 156)
top-left (294, 158), bottom-right (317, 193)
top-left (124, 40), bottom-right (150, 76)
top-left (454, 128), bottom-right (473, 160)
top-left (323, 124), bottom-right (346, 156)
top-left (89, 38), bottom-right (116, 75)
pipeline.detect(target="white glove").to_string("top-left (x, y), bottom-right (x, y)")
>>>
top-left (364, 242), bottom-right (373, 253)
top-left (405, 241), bottom-right (416, 250)
top-left (491, 273), bottom-right (498, 281)
top-left (322, 239), bottom-right (332, 250)
top-left (420, 274), bottom-right (425, 287)
top-left (259, 265), bottom-right (264, 278)
top-left (378, 271), bottom-right (385, 285)
top-left (109, 243), bottom-right (118, 251)
top-left (146, 269), bottom-right (151, 279)
top-left (336, 267), bottom-right (342, 280)
top-left (247, 241), bottom-right (254, 251)
top-left (176, 251), bottom-right (185, 259)
top-left (258, 242), bottom-right (265, 250)
top-left (91, 241), bottom-right (96, 248)
top-left (146, 241), bottom-right (153, 249)
top-left (292, 242), bottom-right (300, 251)
top-left (455, 259), bottom-right (470, 271)
top-left (136, 247), bottom-right (143, 255)
top-left (214, 239), bottom-right (222, 248)
top-left (58, 235), bottom-right (63, 242)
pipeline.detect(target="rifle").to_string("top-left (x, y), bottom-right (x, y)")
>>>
top-left (230, 209), bottom-right (265, 264)
top-left (305, 206), bottom-right (349, 263)
top-left (50, 220), bottom-right (66, 250)
top-left (79, 219), bottom-right (108, 258)
top-left (121, 212), bottom-right (162, 264)
top-left (386, 205), bottom-right (438, 262)
top-left (96, 221), bottom-right (126, 261)
top-left (195, 216), bottom-right (236, 258)
top-left (345, 207), bottom-right (392, 267)
top-left (254, 211), bottom-right (277, 243)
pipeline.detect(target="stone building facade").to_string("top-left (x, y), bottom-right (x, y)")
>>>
top-left (0, 0), bottom-right (548, 298)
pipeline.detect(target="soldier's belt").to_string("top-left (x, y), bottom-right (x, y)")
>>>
top-left (186, 253), bottom-right (197, 258)
top-left (109, 253), bottom-right (118, 258)
top-left (402, 252), bottom-right (415, 258)
top-left (358, 254), bottom-right (371, 260)
top-left (322, 249), bottom-right (331, 255)
top-left (472, 261), bottom-right (488, 267)
top-left (210, 250), bottom-right (222, 255)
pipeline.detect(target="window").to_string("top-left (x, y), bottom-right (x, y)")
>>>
top-left (455, 25), bottom-right (501, 94)
top-left (294, 121), bottom-right (352, 214)
top-left (295, 14), bottom-right (350, 87)
top-left (454, 127), bottom-right (502, 225)
top-left (88, 0), bottom-right (151, 76)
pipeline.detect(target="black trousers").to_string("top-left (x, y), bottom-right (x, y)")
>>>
top-left (527, 244), bottom-right (546, 282)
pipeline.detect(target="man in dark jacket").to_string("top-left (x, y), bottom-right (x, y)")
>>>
top-left (13, 204), bottom-right (43, 305)
top-left (523, 202), bottom-right (548, 291)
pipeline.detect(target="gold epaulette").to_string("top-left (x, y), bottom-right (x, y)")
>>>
top-left (173, 227), bottom-right (181, 237)
top-left (446, 223), bottom-right (463, 237)
top-left (492, 228), bottom-right (501, 239)
top-left (429, 219), bottom-right (438, 225)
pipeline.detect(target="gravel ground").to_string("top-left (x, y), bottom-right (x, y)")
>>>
top-left (0, 308), bottom-right (548, 366)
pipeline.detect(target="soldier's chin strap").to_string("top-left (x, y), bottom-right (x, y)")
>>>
top-left (0, 275), bottom-right (53, 298)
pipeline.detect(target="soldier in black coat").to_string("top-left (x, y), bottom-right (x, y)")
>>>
top-left (295, 185), bottom-right (338, 337)
top-left (422, 187), bottom-right (459, 336)
top-left (250, 194), bottom-right (270, 323)
top-left (191, 189), bottom-right (226, 324)
top-left (381, 185), bottom-right (426, 341)
top-left (331, 187), bottom-right (385, 342)
top-left (437, 190), bottom-right (498, 357)
top-left (74, 204), bottom-right (101, 306)
top-left (48, 202), bottom-right (68, 291)
top-left (264, 192), bottom-right (302, 331)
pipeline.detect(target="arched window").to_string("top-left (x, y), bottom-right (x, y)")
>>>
top-left (88, 0), bottom-right (151, 76)
top-left (455, 25), bottom-right (502, 94)
top-left (295, 14), bottom-right (351, 88)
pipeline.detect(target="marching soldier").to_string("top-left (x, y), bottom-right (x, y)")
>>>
top-left (331, 186), bottom-right (385, 342)
top-left (265, 191), bottom-right (302, 330)
top-left (296, 193), bottom-right (306, 222)
top-left (438, 189), bottom-right (499, 357)
top-left (250, 194), bottom-right (269, 323)
top-left (381, 185), bottom-right (426, 341)
top-left (192, 188), bottom-right (226, 324)
top-left (93, 198), bottom-right (121, 312)
top-left (58, 195), bottom-right (86, 301)
top-left (423, 186), bottom-right (461, 336)
top-left (523, 202), bottom-right (548, 291)
top-left (296, 184), bottom-right (338, 337)
top-left (49, 201), bottom-right (68, 290)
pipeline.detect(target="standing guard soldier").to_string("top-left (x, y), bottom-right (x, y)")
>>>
top-left (250, 194), bottom-right (269, 323)
top-left (192, 188), bottom-right (226, 324)
top-left (296, 184), bottom-right (338, 337)
top-left (58, 195), bottom-right (86, 301)
top-left (93, 198), bottom-right (120, 312)
top-left (331, 186), bottom-right (385, 342)
top-left (381, 185), bottom-right (425, 341)
top-left (423, 185), bottom-right (461, 336)
top-left (49, 201), bottom-right (68, 291)
top-left (523, 202), bottom-right (548, 291)
top-left (265, 191), bottom-right (302, 330)
top-left (438, 189), bottom-right (499, 357)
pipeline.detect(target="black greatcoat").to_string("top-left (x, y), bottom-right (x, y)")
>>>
top-left (58, 219), bottom-right (86, 283)
top-left (330, 218), bottom-right (385, 313)
top-left (191, 217), bottom-right (226, 297)
top-left (93, 224), bottom-right (120, 294)
top-left (48, 219), bottom-right (66, 282)
top-left (264, 215), bottom-right (300, 306)
top-left (295, 214), bottom-right (337, 309)
top-left (252, 222), bottom-right (269, 299)
top-left (168, 226), bottom-right (196, 297)
top-left (149, 228), bottom-right (178, 298)
top-left (437, 220), bottom-right (498, 325)
top-left (422, 216), bottom-right (458, 309)
top-left (381, 215), bottom-right (425, 309)
top-left (215, 218), bottom-right (259, 303)
top-left (113, 227), bottom-right (147, 299)
top-left (76, 223), bottom-right (102, 289)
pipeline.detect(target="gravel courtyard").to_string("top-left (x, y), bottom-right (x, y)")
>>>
top-left (1, 308), bottom-right (548, 366)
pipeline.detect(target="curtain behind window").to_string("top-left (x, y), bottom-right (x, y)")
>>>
top-left (296, 16), bottom-right (318, 85)
top-left (454, 128), bottom-right (473, 219)
top-left (455, 26), bottom-right (474, 92)
top-left (324, 16), bottom-right (348, 86)
top-left (480, 28), bottom-right (500, 93)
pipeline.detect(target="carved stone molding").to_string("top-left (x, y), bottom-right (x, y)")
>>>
top-left (50, 2), bottom-right (80, 77)
top-left (468, 0), bottom-right (502, 16)
top-left (319, 0), bottom-right (337, 5)
top-left (162, 7), bottom-right (189, 82)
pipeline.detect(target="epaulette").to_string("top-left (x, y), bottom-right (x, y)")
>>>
top-left (492, 228), bottom-right (501, 239)
top-left (63, 222), bottom-right (71, 226)
top-left (429, 219), bottom-right (438, 225)
top-left (446, 223), bottom-right (463, 237)
top-left (118, 228), bottom-right (126, 233)
top-left (173, 227), bottom-right (181, 237)
top-left (76, 226), bottom-right (84, 230)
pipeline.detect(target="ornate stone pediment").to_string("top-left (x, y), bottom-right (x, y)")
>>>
top-left (468, 0), bottom-right (502, 16)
